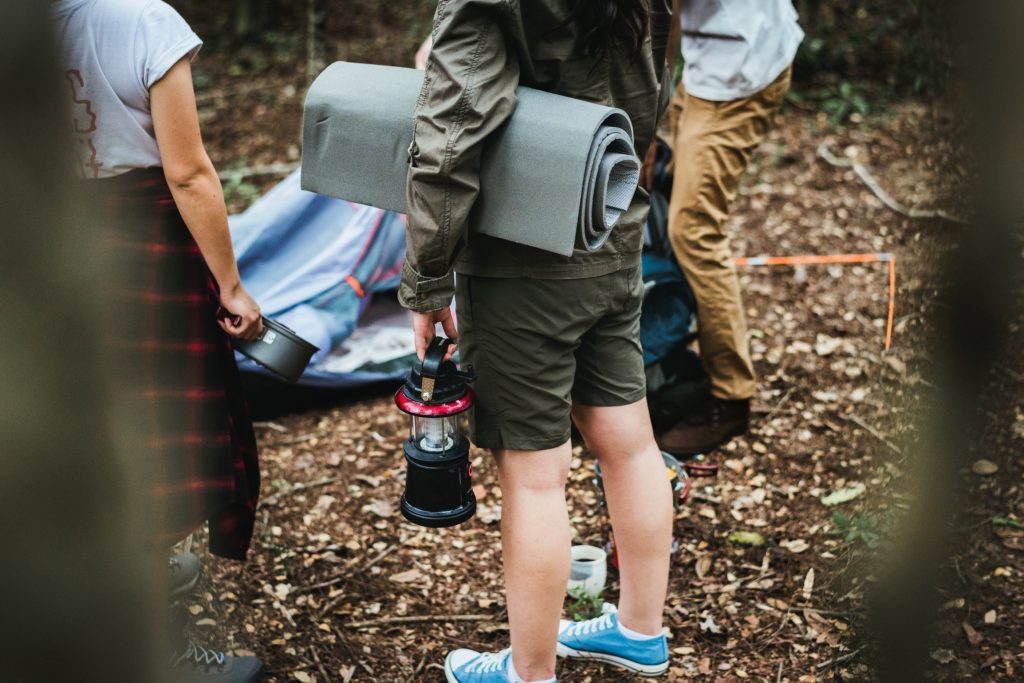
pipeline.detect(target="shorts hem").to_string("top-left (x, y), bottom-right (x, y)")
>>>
top-left (469, 430), bottom-right (571, 453)
top-left (572, 386), bottom-right (648, 408)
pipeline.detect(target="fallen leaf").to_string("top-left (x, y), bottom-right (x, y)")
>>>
top-left (782, 539), bottom-right (810, 553)
top-left (695, 556), bottom-right (712, 579)
top-left (962, 621), bottom-right (982, 646)
top-left (364, 499), bottom-right (394, 518)
top-left (984, 610), bottom-right (997, 624)
top-left (802, 568), bottom-right (815, 602)
top-left (814, 334), bottom-right (843, 356)
top-left (812, 390), bottom-right (839, 403)
top-left (293, 672), bottom-right (312, 682)
top-left (821, 484), bottom-right (865, 506)
top-left (883, 356), bottom-right (907, 374)
top-left (699, 612), bottom-right (723, 635)
top-left (389, 568), bottom-right (424, 584)
top-left (930, 649), bottom-right (955, 664)
top-left (354, 474), bottom-right (381, 488)
top-left (728, 530), bottom-right (765, 546)
top-left (972, 459), bottom-right (998, 475)
top-left (339, 665), bottom-right (355, 683)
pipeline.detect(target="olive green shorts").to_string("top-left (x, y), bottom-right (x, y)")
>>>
top-left (454, 266), bottom-right (647, 451)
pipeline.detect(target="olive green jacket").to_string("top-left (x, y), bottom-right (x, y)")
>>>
top-left (399, 0), bottom-right (674, 313)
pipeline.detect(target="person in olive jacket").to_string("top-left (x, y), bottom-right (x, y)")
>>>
top-left (400, 2), bottom-right (676, 681)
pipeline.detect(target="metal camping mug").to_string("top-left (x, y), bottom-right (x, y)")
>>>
top-left (227, 314), bottom-right (319, 383)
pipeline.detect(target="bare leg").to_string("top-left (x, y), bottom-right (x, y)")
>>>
top-left (495, 442), bottom-right (573, 681)
top-left (572, 400), bottom-right (672, 635)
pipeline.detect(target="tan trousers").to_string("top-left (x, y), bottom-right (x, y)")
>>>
top-left (667, 66), bottom-right (791, 400)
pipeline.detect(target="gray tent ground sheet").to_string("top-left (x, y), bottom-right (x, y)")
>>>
top-left (302, 61), bottom-right (640, 256)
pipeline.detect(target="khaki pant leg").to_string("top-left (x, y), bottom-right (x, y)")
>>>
top-left (668, 67), bottom-right (791, 400)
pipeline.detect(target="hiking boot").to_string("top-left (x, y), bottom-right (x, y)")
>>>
top-left (444, 648), bottom-right (521, 683)
top-left (656, 397), bottom-right (750, 456)
top-left (556, 612), bottom-right (668, 677)
top-left (169, 551), bottom-right (202, 600)
top-left (169, 605), bottom-right (262, 683)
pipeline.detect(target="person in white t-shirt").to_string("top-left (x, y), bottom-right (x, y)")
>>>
top-left (51, 1), bottom-right (263, 681)
top-left (654, 0), bottom-right (803, 456)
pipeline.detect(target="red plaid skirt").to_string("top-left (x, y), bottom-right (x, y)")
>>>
top-left (93, 168), bottom-right (259, 560)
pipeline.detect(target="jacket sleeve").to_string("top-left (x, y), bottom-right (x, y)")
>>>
top-left (399, 0), bottom-right (520, 312)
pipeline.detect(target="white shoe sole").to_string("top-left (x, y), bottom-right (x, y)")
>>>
top-left (556, 642), bottom-right (669, 677)
top-left (444, 652), bottom-right (459, 683)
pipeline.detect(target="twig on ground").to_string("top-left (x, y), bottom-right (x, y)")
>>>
top-left (310, 645), bottom-right (330, 682)
top-left (346, 614), bottom-right (496, 629)
top-left (253, 421), bottom-right (288, 432)
top-left (843, 413), bottom-right (903, 455)
top-left (816, 143), bottom-right (967, 225)
top-left (260, 476), bottom-right (338, 508)
top-left (275, 431), bottom-right (325, 445)
top-left (690, 491), bottom-right (722, 505)
top-left (996, 363), bottom-right (1024, 384)
top-left (816, 646), bottom-right (865, 671)
top-left (759, 388), bottom-right (796, 426)
top-left (776, 661), bottom-right (784, 683)
top-left (406, 654), bottom-right (428, 683)
top-left (275, 599), bottom-right (298, 629)
top-left (305, 543), bottom-right (398, 596)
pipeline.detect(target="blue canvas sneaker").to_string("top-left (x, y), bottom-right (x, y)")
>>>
top-left (445, 648), bottom-right (515, 683)
top-left (556, 612), bottom-right (668, 676)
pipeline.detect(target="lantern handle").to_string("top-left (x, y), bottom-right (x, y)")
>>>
top-left (421, 336), bottom-right (454, 380)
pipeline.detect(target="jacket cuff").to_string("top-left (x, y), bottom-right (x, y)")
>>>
top-left (398, 260), bottom-right (455, 312)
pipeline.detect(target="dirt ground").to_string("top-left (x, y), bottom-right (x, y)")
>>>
top-left (173, 3), bottom-right (1023, 681)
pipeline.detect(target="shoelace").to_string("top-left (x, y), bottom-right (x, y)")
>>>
top-left (565, 612), bottom-right (615, 637)
top-left (465, 649), bottom-right (510, 674)
top-left (171, 637), bottom-right (227, 670)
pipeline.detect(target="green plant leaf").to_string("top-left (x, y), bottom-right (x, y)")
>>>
top-left (831, 510), bottom-right (851, 530)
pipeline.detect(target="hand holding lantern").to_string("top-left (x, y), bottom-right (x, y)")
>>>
top-left (395, 336), bottom-right (476, 527)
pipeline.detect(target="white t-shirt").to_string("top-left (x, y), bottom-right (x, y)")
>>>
top-left (51, 0), bottom-right (202, 179)
top-left (680, 0), bottom-right (804, 101)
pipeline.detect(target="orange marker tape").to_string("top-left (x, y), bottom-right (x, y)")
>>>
top-left (345, 275), bottom-right (365, 298)
top-left (732, 252), bottom-right (896, 350)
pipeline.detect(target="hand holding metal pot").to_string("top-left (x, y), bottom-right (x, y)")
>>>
top-left (227, 313), bottom-right (319, 383)
top-left (395, 336), bottom-right (477, 527)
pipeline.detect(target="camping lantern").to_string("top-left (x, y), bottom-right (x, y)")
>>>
top-left (394, 336), bottom-right (476, 527)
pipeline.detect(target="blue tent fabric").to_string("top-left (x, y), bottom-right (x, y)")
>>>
top-left (230, 170), bottom-right (409, 385)
top-left (640, 251), bottom-right (697, 366)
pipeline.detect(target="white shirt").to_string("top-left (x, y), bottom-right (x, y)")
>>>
top-left (51, 0), bottom-right (202, 178)
top-left (680, 0), bottom-right (804, 101)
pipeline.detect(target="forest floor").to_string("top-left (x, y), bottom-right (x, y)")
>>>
top-left (173, 3), bottom-right (1023, 681)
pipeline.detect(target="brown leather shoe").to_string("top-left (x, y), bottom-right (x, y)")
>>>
top-left (656, 397), bottom-right (750, 456)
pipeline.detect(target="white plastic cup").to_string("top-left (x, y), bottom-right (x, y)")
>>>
top-left (567, 544), bottom-right (607, 598)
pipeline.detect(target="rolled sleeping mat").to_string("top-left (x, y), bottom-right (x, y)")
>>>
top-left (301, 61), bottom-right (640, 257)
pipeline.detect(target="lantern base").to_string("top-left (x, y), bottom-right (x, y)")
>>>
top-left (400, 493), bottom-right (476, 528)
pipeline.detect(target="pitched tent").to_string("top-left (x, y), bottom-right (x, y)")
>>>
top-left (229, 151), bottom-right (703, 397)
top-left (229, 170), bottom-right (415, 388)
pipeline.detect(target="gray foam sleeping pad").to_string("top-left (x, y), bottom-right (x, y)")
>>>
top-left (301, 61), bottom-right (640, 257)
